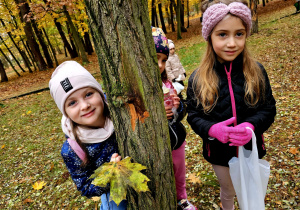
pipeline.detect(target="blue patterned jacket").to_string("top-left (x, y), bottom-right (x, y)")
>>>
top-left (61, 133), bottom-right (118, 198)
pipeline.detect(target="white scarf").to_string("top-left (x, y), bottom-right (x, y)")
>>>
top-left (61, 115), bottom-right (114, 144)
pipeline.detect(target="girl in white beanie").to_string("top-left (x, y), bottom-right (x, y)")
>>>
top-left (49, 61), bottom-right (127, 209)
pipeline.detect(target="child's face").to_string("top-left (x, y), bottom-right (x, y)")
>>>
top-left (170, 48), bottom-right (175, 55)
top-left (157, 53), bottom-right (168, 74)
top-left (211, 14), bottom-right (246, 63)
top-left (64, 87), bottom-right (105, 128)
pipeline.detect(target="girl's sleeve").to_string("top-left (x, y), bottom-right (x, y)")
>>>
top-left (166, 60), bottom-right (176, 81)
top-left (61, 144), bottom-right (108, 198)
top-left (242, 64), bottom-right (276, 134)
top-left (186, 72), bottom-right (215, 140)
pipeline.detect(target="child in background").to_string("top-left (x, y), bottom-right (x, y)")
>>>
top-left (49, 61), bottom-right (127, 210)
top-left (186, 1), bottom-right (276, 209)
top-left (152, 27), bottom-right (197, 210)
top-left (166, 39), bottom-right (186, 87)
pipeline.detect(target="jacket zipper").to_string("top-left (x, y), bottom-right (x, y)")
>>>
top-left (224, 62), bottom-right (239, 157)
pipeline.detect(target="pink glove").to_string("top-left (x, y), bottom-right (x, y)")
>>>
top-left (228, 122), bottom-right (254, 146)
top-left (208, 117), bottom-right (243, 143)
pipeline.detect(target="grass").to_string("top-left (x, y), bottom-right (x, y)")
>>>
top-left (1, 3), bottom-right (299, 209)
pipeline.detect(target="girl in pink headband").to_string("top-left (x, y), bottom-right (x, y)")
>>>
top-left (186, 0), bottom-right (276, 209)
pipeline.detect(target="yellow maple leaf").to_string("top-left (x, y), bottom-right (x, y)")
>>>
top-left (27, 111), bottom-right (32, 115)
top-left (1, 145), bottom-right (5, 149)
top-left (91, 196), bottom-right (100, 202)
top-left (32, 181), bottom-right (46, 190)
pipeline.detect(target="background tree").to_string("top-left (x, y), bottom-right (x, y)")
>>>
top-left (14, 0), bottom-right (47, 71)
top-left (177, 0), bottom-right (182, 39)
top-left (0, 58), bottom-right (8, 82)
top-left (250, 0), bottom-right (259, 33)
top-left (84, 0), bottom-right (177, 209)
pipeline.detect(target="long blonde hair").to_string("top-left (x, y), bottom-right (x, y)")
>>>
top-left (194, 0), bottom-right (266, 113)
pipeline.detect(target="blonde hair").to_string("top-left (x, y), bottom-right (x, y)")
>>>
top-left (194, 0), bottom-right (266, 113)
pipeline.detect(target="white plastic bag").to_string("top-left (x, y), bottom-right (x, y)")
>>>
top-left (228, 128), bottom-right (270, 210)
top-left (172, 82), bottom-right (184, 94)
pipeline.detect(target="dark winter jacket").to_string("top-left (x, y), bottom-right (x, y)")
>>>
top-left (186, 55), bottom-right (276, 166)
top-left (61, 133), bottom-right (118, 198)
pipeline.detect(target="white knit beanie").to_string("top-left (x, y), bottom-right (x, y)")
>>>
top-left (49, 61), bottom-right (103, 116)
top-left (168, 39), bottom-right (175, 49)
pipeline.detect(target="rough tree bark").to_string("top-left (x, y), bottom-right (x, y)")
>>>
top-left (84, 0), bottom-right (177, 209)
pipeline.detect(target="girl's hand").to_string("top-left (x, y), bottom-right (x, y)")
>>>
top-left (170, 94), bottom-right (180, 109)
top-left (165, 106), bottom-right (173, 119)
top-left (110, 153), bottom-right (121, 163)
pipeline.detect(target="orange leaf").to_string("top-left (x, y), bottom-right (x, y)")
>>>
top-left (1, 145), bottom-right (5, 149)
top-left (289, 147), bottom-right (298, 155)
top-left (32, 181), bottom-right (46, 190)
top-left (187, 173), bottom-right (202, 184)
top-left (23, 198), bottom-right (34, 204)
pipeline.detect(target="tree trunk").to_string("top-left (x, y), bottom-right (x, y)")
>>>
top-left (54, 18), bottom-right (78, 58)
top-left (0, 35), bottom-right (26, 72)
top-left (158, 3), bottom-right (167, 33)
top-left (84, 32), bottom-right (94, 55)
top-left (84, 0), bottom-right (177, 209)
top-left (250, 0), bottom-right (259, 33)
top-left (15, 0), bottom-right (47, 71)
top-left (170, 0), bottom-right (175, 32)
top-left (0, 19), bottom-right (33, 73)
top-left (63, 6), bottom-right (89, 63)
top-left (31, 21), bottom-right (53, 68)
top-left (180, 1), bottom-right (187, 32)
top-left (187, 0), bottom-right (189, 28)
top-left (151, 0), bottom-right (157, 27)
top-left (0, 59), bottom-right (8, 82)
top-left (0, 48), bottom-right (20, 77)
top-left (177, 0), bottom-right (182, 39)
top-left (23, 40), bottom-right (38, 71)
top-left (42, 28), bottom-right (58, 67)
top-left (262, 0), bottom-right (266, 6)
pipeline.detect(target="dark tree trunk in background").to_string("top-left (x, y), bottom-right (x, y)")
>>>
top-left (262, 0), bottom-right (266, 6)
top-left (180, 0), bottom-right (187, 32)
top-left (0, 48), bottom-right (20, 77)
top-left (63, 7), bottom-right (89, 63)
top-left (84, 0), bottom-right (177, 209)
top-left (84, 32), bottom-right (94, 55)
top-left (250, 0), bottom-right (259, 33)
top-left (0, 36), bottom-right (26, 72)
top-left (54, 18), bottom-right (78, 58)
top-left (31, 21), bottom-right (54, 68)
top-left (42, 28), bottom-right (59, 67)
top-left (0, 59), bottom-right (8, 82)
top-left (170, 0), bottom-right (175, 32)
top-left (15, 0), bottom-right (47, 71)
top-left (151, 0), bottom-right (157, 26)
top-left (158, 3), bottom-right (167, 33)
top-left (187, 0), bottom-right (190, 28)
top-left (177, 0), bottom-right (182, 39)
top-left (0, 19), bottom-right (33, 73)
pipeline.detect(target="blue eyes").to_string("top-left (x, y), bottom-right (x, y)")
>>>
top-left (67, 92), bottom-right (94, 107)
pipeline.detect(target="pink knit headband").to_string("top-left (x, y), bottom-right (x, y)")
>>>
top-left (202, 2), bottom-right (252, 41)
